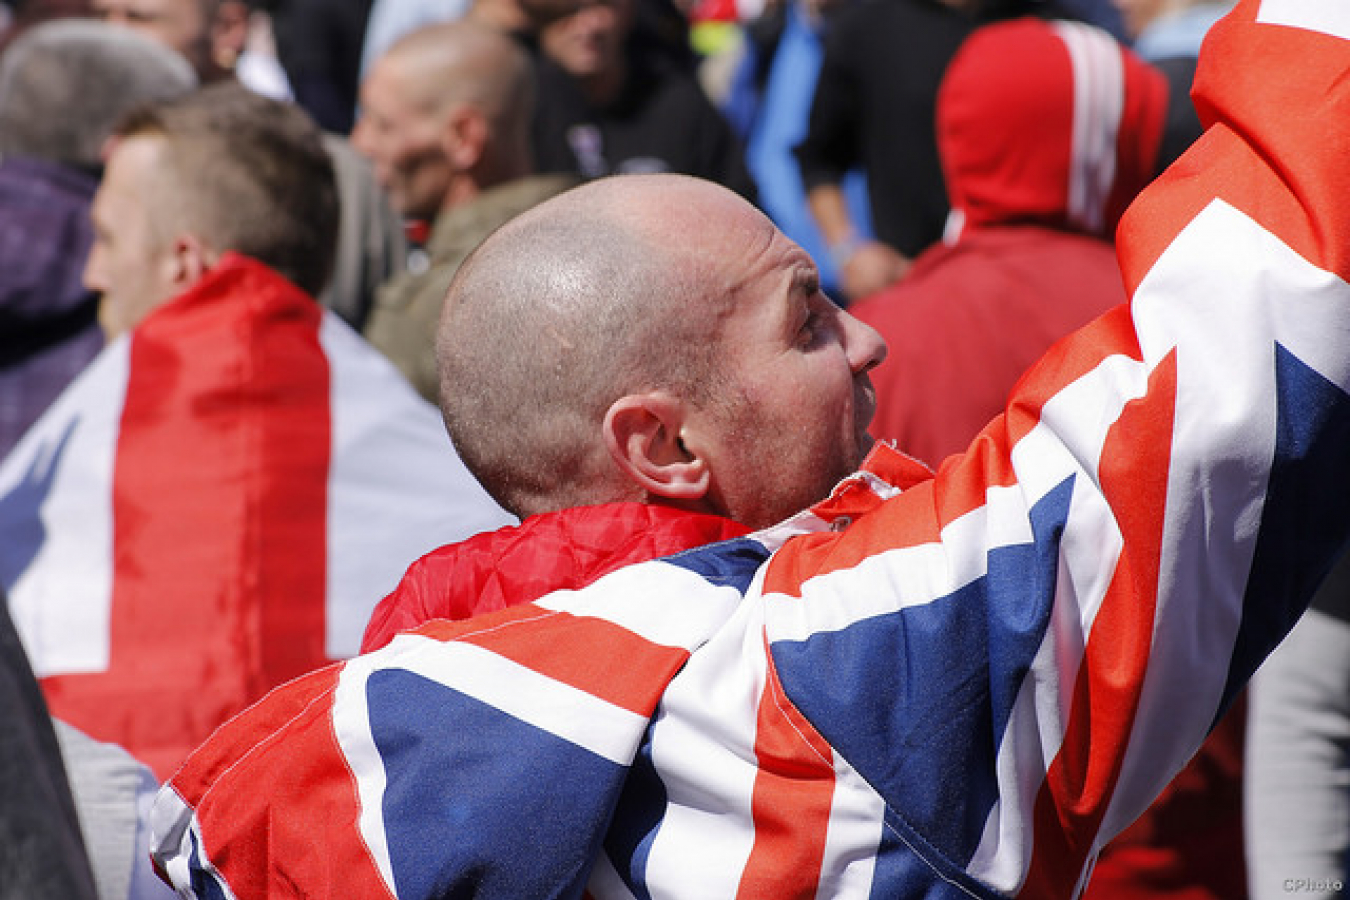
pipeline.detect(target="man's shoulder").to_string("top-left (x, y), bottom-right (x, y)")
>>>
top-left (361, 503), bottom-right (751, 652)
top-left (372, 174), bottom-right (578, 324)
top-left (442, 174), bottom-right (580, 242)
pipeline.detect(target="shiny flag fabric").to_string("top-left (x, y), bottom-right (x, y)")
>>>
top-left (153, 3), bottom-right (1350, 896)
top-left (0, 255), bottom-right (513, 780)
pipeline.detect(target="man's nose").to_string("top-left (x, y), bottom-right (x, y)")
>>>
top-left (81, 251), bottom-right (104, 295)
top-left (842, 310), bottom-right (887, 375)
top-left (349, 118), bottom-right (373, 158)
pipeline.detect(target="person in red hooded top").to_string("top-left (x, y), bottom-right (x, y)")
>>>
top-left (849, 18), bottom-right (1245, 900)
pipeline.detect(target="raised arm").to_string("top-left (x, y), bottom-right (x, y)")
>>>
top-left (757, 2), bottom-right (1350, 895)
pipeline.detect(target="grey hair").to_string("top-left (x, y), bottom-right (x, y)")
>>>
top-left (0, 19), bottom-right (197, 169)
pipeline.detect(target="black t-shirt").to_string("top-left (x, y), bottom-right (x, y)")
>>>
top-left (794, 0), bottom-right (975, 257)
top-left (794, 0), bottom-right (1080, 258)
top-left (272, 0), bottom-right (374, 134)
top-left (531, 50), bottom-right (760, 204)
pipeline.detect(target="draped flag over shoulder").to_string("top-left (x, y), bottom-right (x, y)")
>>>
top-left (152, 4), bottom-right (1350, 897)
top-left (0, 254), bottom-right (514, 780)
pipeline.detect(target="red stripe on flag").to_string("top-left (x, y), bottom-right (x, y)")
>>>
top-left (42, 257), bottom-right (333, 780)
top-left (178, 665), bottom-right (397, 900)
top-left (1021, 350), bottom-right (1178, 898)
top-left (415, 605), bottom-right (692, 718)
top-left (737, 636), bottom-right (836, 898)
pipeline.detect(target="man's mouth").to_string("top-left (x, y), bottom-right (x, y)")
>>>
top-left (855, 377), bottom-right (877, 432)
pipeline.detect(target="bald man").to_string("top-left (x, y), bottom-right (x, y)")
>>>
top-left (353, 19), bottom-right (576, 400)
top-left (360, 171), bottom-right (883, 645)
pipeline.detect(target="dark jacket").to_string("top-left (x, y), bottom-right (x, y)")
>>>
top-left (0, 156), bottom-right (103, 459)
top-left (0, 591), bottom-right (97, 900)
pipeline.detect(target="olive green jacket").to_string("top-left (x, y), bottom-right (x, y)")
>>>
top-left (365, 174), bottom-right (578, 402)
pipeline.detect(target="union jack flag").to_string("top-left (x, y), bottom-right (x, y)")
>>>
top-left (152, 3), bottom-right (1350, 896)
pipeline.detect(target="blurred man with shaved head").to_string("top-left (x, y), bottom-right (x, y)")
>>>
top-left (353, 19), bottom-right (576, 400)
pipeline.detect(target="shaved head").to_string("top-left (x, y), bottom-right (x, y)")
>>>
top-left (354, 19), bottom-right (535, 218)
top-left (438, 175), bottom-right (733, 517)
top-left (385, 19), bottom-right (533, 127)
top-left (439, 173), bottom-right (887, 527)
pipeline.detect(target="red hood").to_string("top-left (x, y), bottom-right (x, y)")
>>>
top-left (361, 503), bottom-right (749, 652)
top-left (939, 18), bottom-right (1168, 241)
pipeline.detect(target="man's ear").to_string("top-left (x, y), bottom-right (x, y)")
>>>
top-left (166, 234), bottom-right (218, 289)
top-left (603, 392), bottom-right (711, 501)
top-left (442, 104), bottom-right (488, 172)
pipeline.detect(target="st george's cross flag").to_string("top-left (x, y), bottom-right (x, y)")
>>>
top-left (0, 254), bottom-right (514, 780)
top-left (152, 4), bottom-right (1350, 897)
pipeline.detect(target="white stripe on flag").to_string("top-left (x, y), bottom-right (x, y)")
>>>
top-left (818, 759), bottom-right (887, 893)
top-left (1258, 0), bottom-right (1350, 40)
top-left (0, 339), bottom-right (129, 676)
top-left (320, 312), bottom-right (513, 659)
top-left (534, 556), bottom-right (754, 651)
top-left (638, 594), bottom-right (769, 895)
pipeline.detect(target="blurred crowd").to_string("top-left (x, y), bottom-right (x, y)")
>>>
top-left (1, 0), bottom-right (1338, 898)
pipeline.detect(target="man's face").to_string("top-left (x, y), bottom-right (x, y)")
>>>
top-left (92, 0), bottom-right (210, 70)
top-left (675, 187), bottom-right (887, 528)
top-left (84, 135), bottom-right (181, 339)
top-left (540, 0), bottom-right (630, 81)
top-left (351, 56), bottom-right (453, 222)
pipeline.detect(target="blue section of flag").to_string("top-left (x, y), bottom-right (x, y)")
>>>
top-left (602, 729), bottom-right (666, 900)
top-left (1224, 344), bottom-right (1350, 722)
top-left (661, 536), bottom-right (770, 595)
top-left (870, 815), bottom-right (1008, 900)
top-left (187, 829), bottom-right (231, 900)
top-left (0, 419), bottom-right (74, 590)
top-left (773, 476), bottom-right (1074, 862)
top-left (368, 669), bottom-right (628, 900)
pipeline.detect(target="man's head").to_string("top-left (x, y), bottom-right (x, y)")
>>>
top-left (90, 0), bottom-right (248, 83)
top-left (438, 173), bottom-right (887, 529)
top-left (936, 17), bottom-right (1166, 240)
top-left (539, 0), bottom-right (631, 93)
top-left (84, 81), bottom-right (338, 338)
top-left (351, 20), bottom-right (535, 222)
top-left (0, 18), bottom-right (196, 171)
